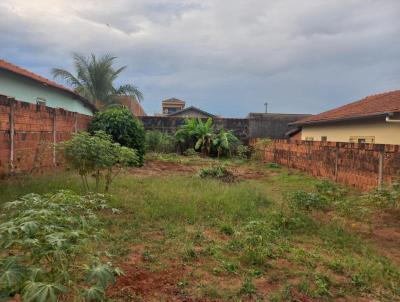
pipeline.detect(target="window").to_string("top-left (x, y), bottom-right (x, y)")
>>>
top-left (321, 136), bottom-right (327, 142)
top-left (305, 137), bottom-right (314, 141)
top-left (349, 136), bottom-right (375, 144)
top-left (36, 97), bottom-right (46, 106)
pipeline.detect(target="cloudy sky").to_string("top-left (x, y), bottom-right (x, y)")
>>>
top-left (1, 0), bottom-right (399, 117)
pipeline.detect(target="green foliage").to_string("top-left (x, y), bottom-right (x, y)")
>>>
top-left (198, 166), bottom-right (235, 182)
top-left (239, 277), bottom-right (256, 296)
top-left (315, 181), bottom-right (347, 202)
top-left (175, 118), bottom-right (239, 157)
top-left (183, 148), bottom-right (197, 156)
top-left (287, 190), bottom-right (330, 211)
top-left (145, 130), bottom-right (175, 153)
top-left (0, 191), bottom-right (120, 300)
top-left (236, 145), bottom-right (250, 160)
top-left (251, 138), bottom-right (272, 160)
top-left (363, 182), bottom-right (400, 210)
top-left (61, 131), bottom-right (138, 192)
top-left (52, 52), bottom-right (143, 106)
top-left (212, 128), bottom-right (239, 158)
top-left (265, 162), bottom-right (281, 169)
top-left (89, 107), bottom-right (145, 165)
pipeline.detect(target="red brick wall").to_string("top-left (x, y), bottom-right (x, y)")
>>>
top-left (0, 95), bottom-right (92, 176)
top-left (262, 140), bottom-right (400, 190)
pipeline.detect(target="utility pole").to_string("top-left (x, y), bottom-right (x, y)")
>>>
top-left (264, 102), bottom-right (268, 113)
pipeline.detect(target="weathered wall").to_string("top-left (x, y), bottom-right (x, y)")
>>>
top-left (139, 113), bottom-right (308, 142)
top-left (248, 113), bottom-right (311, 139)
top-left (261, 139), bottom-right (400, 190)
top-left (0, 95), bottom-right (91, 176)
top-left (139, 116), bottom-right (249, 142)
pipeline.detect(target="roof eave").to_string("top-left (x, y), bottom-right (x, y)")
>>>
top-left (290, 112), bottom-right (392, 126)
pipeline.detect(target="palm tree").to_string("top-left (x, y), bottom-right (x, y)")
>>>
top-left (51, 53), bottom-right (143, 106)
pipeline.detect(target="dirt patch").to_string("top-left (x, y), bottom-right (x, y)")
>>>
top-left (127, 160), bottom-right (267, 181)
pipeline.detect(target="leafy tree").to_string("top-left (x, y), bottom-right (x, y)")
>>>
top-left (88, 107), bottom-right (145, 165)
top-left (51, 53), bottom-right (143, 106)
top-left (61, 131), bottom-right (138, 192)
top-left (0, 191), bottom-right (121, 301)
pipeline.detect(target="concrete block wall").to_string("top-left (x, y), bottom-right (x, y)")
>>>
top-left (0, 95), bottom-right (91, 176)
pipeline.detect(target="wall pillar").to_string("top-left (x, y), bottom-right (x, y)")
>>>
top-left (8, 97), bottom-right (15, 173)
top-left (53, 109), bottom-right (57, 166)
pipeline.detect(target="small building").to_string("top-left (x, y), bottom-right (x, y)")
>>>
top-left (167, 106), bottom-right (215, 118)
top-left (291, 90), bottom-right (400, 144)
top-left (158, 97), bottom-right (215, 118)
top-left (0, 59), bottom-right (95, 115)
top-left (162, 98), bottom-right (185, 115)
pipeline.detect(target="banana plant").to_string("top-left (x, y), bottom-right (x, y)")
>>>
top-left (194, 118), bottom-right (214, 156)
top-left (213, 128), bottom-right (239, 158)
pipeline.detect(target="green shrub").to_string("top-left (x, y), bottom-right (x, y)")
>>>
top-left (287, 190), bottom-right (330, 211)
top-left (315, 181), bottom-right (347, 202)
top-left (198, 166), bottom-right (235, 182)
top-left (363, 182), bottom-right (400, 210)
top-left (266, 162), bottom-right (281, 169)
top-left (236, 145), bottom-right (250, 160)
top-left (61, 131), bottom-right (138, 192)
top-left (88, 107), bottom-right (145, 165)
top-left (145, 130), bottom-right (175, 153)
top-left (0, 191), bottom-right (121, 301)
top-left (183, 148), bottom-right (198, 156)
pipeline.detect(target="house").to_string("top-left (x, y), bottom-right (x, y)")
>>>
top-left (0, 59), bottom-right (95, 115)
top-left (162, 98), bottom-right (185, 115)
top-left (291, 90), bottom-right (400, 144)
top-left (158, 97), bottom-right (215, 118)
top-left (167, 106), bottom-right (215, 118)
top-left (109, 95), bottom-right (146, 116)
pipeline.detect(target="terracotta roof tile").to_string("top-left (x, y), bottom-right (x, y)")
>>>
top-left (293, 90), bottom-right (400, 125)
top-left (0, 59), bottom-right (96, 112)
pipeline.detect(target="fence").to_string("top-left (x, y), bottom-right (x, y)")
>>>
top-left (0, 95), bottom-right (91, 176)
top-left (261, 139), bottom-right (400, 190)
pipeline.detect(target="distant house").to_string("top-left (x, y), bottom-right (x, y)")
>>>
top-left (0, 59), bottom-right (95, 115)
top-left (162, 98), bottom-right (185, 115)
top-left (291, 90), bottom-right (400, 144)
top-left (158, 97), bottom-right (215, 118)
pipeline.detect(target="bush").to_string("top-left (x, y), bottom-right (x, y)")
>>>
top-left (287, 190), bottom-right (329, 211)
top-left (236, 145), bottom-right (250, 160)
top-left (88, 107), bottom-right (145, 165)
top-left (145, 130), bottom-right (175, 153)
top-left (198, 166), bottom-right (235, 183)
top-left (315, 181), bottom-right (347, 202)
top-left (61, 131), bottom-right (138, 192)
top-left (183, 148), bottom-right (198, 156)
top-left (363, 182), bottom-right (400, 210)
top-left (0, 191), bottom-right (121, 301)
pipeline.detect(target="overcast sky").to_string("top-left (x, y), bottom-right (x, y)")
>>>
top-left (1, 0), bottom-right (399, 117)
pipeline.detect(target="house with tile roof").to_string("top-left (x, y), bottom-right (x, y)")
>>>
top-left (0, 59), bottom-right (95, 115)
top-left (290, 90), bottom-right (400, 144)
top-left (157, 97), bottom-right (215, 118)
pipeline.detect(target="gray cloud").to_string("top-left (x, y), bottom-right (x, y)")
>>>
top-left (0, 0), bottom-right (399, 116)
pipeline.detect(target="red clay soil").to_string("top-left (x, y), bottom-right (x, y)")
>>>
top-left (127, 160), bottom-right (266, 180)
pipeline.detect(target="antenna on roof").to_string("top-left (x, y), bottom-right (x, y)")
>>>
top-left (264, 102), bottom-right (268, 113)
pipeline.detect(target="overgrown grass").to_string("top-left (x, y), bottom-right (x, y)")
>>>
top-left (0, 159), bottom-right (399, 301)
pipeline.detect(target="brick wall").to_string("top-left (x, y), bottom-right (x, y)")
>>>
top-left (261, 140), bottom-right (400, 190)
top-left (0, 95), bottom-right (91, 176)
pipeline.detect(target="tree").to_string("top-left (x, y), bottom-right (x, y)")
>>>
top-left (51, 53), bottom-right (143, 106)
top-left (61, 131), bottom-right (139, 192)
top-left (88, 107), bottom-right (146, 166)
